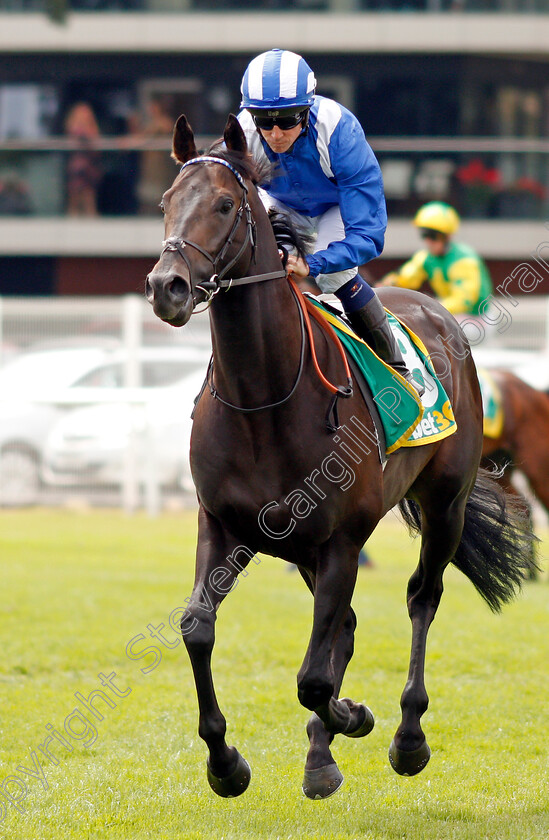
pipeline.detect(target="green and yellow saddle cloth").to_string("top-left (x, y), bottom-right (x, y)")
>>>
top-left (477, 367), bottom-right (504, 439)
top-left (307, 297), bottom-right (458, 455)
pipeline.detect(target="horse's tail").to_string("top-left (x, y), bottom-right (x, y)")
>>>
top-left (398, 467), bottom-right (539, 612)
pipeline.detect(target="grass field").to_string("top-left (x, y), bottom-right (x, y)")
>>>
top-left (0, 508), bottom-right (547, 840)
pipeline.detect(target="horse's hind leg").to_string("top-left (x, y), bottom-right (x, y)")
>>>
top-left (390, 492), bottom-right (467, 777)
top-left (182, 506), bottom-right (254, 797)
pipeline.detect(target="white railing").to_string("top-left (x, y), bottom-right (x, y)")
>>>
top-left (0, 294), bottom-right (211, 514)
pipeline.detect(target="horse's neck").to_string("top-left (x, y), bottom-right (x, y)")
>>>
top-left (209, 275), bottom-right (302, 407)
top-left (208, 190), bottom-right (304, 406)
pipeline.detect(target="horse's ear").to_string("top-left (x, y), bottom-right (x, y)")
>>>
top-left (223, 114), bottom-right (248, 155)
top-left (172, 114), bottom-right (198, 164)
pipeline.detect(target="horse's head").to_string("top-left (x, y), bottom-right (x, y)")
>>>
top-left (146, 114), bottom-right (255, 327)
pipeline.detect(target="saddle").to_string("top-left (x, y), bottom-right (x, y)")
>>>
top-left (305, 294), bottom-right (458, 456)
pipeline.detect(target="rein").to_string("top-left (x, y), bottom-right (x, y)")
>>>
top-left (206, 280), bottom-right (307, 413)
top-left (173, 154), bottom-right (353, 427)
top-left (289, 278), bottom-right (352, 397)
top-left (205, 278), bottom-right (353, 427)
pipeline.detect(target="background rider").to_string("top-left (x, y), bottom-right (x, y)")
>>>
top-left (378, 201), bottom-right (493, 318)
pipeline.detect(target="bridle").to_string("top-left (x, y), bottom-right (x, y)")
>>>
top-left (162, 154), bottom-right (352, 424)
top-left (160, 156), bottom-right (286, 307)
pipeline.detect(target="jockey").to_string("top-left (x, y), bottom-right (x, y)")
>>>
top-left (238, 48), bottom-right (423, 396)
top-left (379, 202), bottom-right (493, 316)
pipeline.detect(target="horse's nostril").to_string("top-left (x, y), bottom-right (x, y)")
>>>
top-left (145, 277), bottom-right (153, 300)
top-left (168, 277), bottom-right (190, 300)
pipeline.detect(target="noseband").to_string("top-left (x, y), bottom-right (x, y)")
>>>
top-left (160, 156), bottom-right (285, 306)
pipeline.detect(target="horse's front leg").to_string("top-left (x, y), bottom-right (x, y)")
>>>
top-left (297, 537), bottom-right (374, 799)
top-left (182, 505), bottom-right (255, 797)
top-left (302, 603), bottom-right (374, 799)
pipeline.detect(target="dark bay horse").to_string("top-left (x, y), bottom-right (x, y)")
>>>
top-left (481, 368), bottom-right (549, 577)
top-left (145, 114), bottom-right (533, 799)
top-left (482, 367), bottom-right (549, 519)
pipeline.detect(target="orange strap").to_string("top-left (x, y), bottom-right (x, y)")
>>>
top-left (288, 276), bottom-right (352, 396)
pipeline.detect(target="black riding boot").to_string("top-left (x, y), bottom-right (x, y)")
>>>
top-left (346, 295), bottom-right (424, 396)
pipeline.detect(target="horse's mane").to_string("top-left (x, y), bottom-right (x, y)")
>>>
top-left (206, 137), bottom-right (310, 262)
top-left (206, 137), bottom-right (266, 186)
top-left (267, 209), bottom-right (310, 263)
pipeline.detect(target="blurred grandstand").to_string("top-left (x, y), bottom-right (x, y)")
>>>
top-left (0, 1), bottom-right (548, 294)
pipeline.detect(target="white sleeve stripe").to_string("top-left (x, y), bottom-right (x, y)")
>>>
top-left (314, 99), bottom-right (342, 179)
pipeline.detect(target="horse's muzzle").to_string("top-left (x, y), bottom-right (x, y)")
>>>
top-left (145, 268), bottom-right (194, 327)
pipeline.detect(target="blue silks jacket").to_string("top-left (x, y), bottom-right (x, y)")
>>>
top-left (238, 96), bottom-right (387, 278)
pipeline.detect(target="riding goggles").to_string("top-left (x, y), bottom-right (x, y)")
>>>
top-left (420, 228), bottom-right (447, 241)
top-left (252, 109), bottom-right (308, 131)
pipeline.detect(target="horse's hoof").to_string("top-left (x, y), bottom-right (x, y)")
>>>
top-left (302, 763), bottom-right (344, 800)
top-left (206, 751), bottom-right (251, 797)
top-left (388, 739), bottom-right (431, 776)
top-left (342, 701), bottom-right (375, 738)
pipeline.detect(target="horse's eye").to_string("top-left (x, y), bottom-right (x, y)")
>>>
top-left (220, 199), bottom-right (234, 215)
top-left (159, 200), bottom-right (165, 215)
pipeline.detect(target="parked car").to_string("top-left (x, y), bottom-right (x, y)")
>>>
top-left (0, 343), bottom-right (209, 506)
top-left (41, 368), bottom-right (206, 495)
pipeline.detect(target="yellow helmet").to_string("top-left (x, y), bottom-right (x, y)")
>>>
top-left (413, 202), bottom-right (460, 236)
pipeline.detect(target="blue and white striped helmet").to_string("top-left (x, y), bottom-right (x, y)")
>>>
top-left (240, 48), bottom-right (317, 111)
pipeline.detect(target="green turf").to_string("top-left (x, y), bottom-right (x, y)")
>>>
top-left (0, 508), bottom-right (547, 840)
